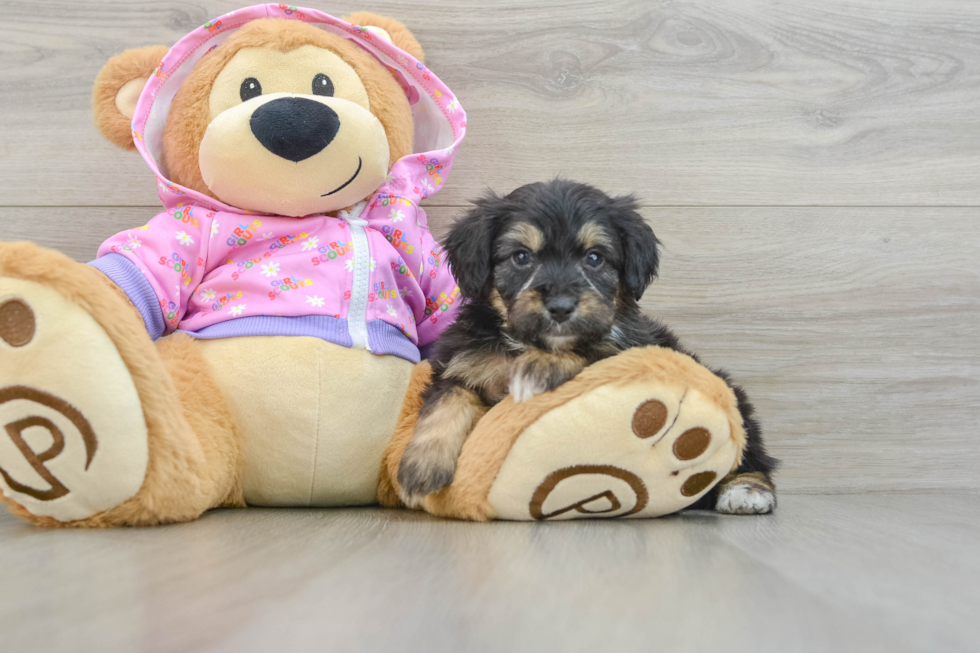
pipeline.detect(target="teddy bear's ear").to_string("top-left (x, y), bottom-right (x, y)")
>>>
top-left (92, 45), bottom-right (169, 150)
top-left (344, 12), bottom-right (424, 63)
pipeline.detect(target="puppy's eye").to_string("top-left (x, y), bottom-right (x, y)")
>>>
top-left (512, 249), bottom-right (532, 266)
top-left (240, 77), bottom-right (262, 102)
top-left (585, 250), bottom-right (604, 268)
top-left (312, 73), bottom-right (334, 97)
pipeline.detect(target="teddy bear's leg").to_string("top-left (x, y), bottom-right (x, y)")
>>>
top-left (0, 242), bottom-right (242, 527)
top-left (382, 347), bottom-right (749, 521)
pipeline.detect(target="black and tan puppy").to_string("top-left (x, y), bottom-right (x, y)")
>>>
top-left (397, 180), bottom-right (778, 513)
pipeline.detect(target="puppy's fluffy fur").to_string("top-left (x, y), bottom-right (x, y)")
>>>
top-left (397, 180), bottom-right (778, 513)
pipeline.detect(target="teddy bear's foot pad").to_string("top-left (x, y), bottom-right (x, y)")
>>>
top-left (487, 371), bottom-right (740, 521)
top-left (0, 278), bottom-right (148, 522)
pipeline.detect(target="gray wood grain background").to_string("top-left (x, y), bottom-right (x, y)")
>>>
top-left (1, 0), bottom-right (978, 496)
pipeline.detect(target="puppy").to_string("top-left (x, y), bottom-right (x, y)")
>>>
top-left (397, 180), bottom-right (778, 514)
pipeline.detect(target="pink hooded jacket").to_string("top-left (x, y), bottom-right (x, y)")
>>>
top-left (90, 4), bottom-right (466, 363)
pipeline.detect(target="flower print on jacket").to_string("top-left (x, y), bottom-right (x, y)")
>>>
top-left (261, 262), bottom-right (280, 278)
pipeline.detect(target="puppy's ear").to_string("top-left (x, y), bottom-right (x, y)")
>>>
top-left (611, 195), bottom-right (660, 300)
top-left (92, 45), bottom-right (169, 149)
top-left (345, 12), bottom-right (425, 63)
top-left (444, 193), bottom-right (508, 298)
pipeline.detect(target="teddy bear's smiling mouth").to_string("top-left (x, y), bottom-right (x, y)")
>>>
top-left (321, 156), bottom-right (363, 197)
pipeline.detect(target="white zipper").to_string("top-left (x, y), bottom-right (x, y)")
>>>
top-left (339, 201), bottom-right (371, 351)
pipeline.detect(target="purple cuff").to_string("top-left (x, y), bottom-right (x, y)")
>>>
top-left (368, 321), bottom-right (422, 363)
top-left (88, 254), bottom-right (166, 341)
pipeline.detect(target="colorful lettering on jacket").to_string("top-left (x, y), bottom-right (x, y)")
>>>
top-left (211, 290), bottom-right (242, 313)
top-left (161, 299), bottom-right (180, 328)
top-left (226, 220), bottom-right (263, 249)
top-left (158, 252), bottom-right (198, 286)
top-left (369, 281), bottom-right (398, 301)
top-left (229, 250), bottom-right (275, 280)
top-left (172, 204), bottom-right (199, 229)
top-left (378, 193), bottom-right (413, 208)
top-left (425, 246), bottom-right (443, 279)
top-left (311, 240), bottom-right (351, 265)
top-left (269, 231), bottom-right (310, 251)
top-left (152, 62), bottom-right (169, 83)
top-left (278, 5), bottom-right (306, 17)
top-left (420, 155), bottom-right (444, 186)
top-left (424, 285), bottom-right (461, 319)
top-left (380, 225), bottom-right (414, 255)
top-left (268, 276), bottom-right (314, 300)
top-left (390, 256), bottom-right (416, 280)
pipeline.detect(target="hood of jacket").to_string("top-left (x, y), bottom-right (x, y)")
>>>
top-left (130, 3), bottom-right (466, 216)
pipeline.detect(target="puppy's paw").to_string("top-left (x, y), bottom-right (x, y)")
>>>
top-left (715, 473), bottom-right (776, 515)
top-left (396, 439), bottom-right (458, 507)
top-left (509, 369), bottom-right (551, 403)
top-left (509, 349), bottom-right (585, 403)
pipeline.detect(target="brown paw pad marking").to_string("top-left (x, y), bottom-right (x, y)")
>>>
top-left (632, 399), bottom-right (668, 439)
top-left (530, 465), bottom-right (649, 520)
top-left (680, 471), bottom-right (717, 497)
top-left (0, 299), bottom-right (35, 347)
top-left (0, 386), bottom-right (97, 501)
top-left (673, 427), bottom-right (711, 461)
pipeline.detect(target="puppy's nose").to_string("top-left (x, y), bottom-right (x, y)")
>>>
top-left (249, 97), bottom-right (340, 162)
top-left (545, 295), bottom-right (578, 323)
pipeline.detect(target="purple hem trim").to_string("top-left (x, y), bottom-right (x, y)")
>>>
top-left (178, 316), bottom-right (421, 364)
top-left (88, 254), bottom-right (166, 340)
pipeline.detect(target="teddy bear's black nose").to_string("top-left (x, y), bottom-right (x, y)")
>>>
top-left (249, 97), bottom-right (340, 162)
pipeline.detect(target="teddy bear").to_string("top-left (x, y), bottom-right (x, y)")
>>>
top-left (0, 4), bottom-right (747, 527)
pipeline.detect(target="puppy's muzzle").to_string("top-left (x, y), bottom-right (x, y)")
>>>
top-left (249, 97), bottom-right (340, 162)
top-left (544, 294), bottom-right (578, 323)
top-left (535, 275), bottom-right (583, 324)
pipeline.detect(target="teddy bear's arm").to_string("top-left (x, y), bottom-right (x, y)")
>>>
top-left (88, 208), bottom-right (217, 338)
top-left (414, 218), bottom-right (463, 352)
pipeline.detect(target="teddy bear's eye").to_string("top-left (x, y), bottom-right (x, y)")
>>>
top-left (312, 73), bottom-right (334, 97)
top-left (240, 77), bottom-right (262, 102)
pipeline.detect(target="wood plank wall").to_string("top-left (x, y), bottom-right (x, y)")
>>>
top-left (1, 1), bottom-right (978, 493)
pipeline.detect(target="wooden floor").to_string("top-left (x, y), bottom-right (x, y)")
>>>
top-left (2, 494), bottom-right (978, 653)
top-left (1, 1), bottom-right (978, 650)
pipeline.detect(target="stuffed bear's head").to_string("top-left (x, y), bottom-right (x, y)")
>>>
top-left (92, 14), bottom-right (423, 217)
